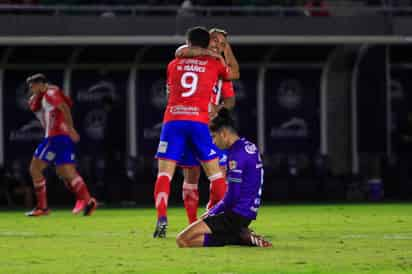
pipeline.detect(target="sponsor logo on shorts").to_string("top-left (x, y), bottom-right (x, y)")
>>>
top-left (157, 141), bottom-right (168, 153)
top-left (208, 149), bottom-right (216, 156)
top-left (219, 154), bottom-right (227, 164)
top-left (46, 152), bottom-right (56, 161)
top-left (71, 154), bottom-right (75, 161)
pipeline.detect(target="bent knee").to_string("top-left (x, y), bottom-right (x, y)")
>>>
top-left (56, 165), bottom-right (77, 181)
top-left (55, 168), bottom-right (70, 180)
top-left (176, 234), bottom-right (187, 248)
top-left (29, 163), bottom-right (42, 177)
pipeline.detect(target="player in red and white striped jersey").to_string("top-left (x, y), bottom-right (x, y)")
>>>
top-left (25, 73), bottom-right (97, 217)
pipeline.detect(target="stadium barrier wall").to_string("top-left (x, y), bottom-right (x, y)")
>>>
top-left (0, 43), bottom-right (410, 205)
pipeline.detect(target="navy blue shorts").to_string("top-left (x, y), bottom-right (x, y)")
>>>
top-left (155, 120), bottom-right (219, 163)
top-left (34, 135), bottom-right (76, 166)
top-left (203, 211), bottom-right (252, 247)
top-left (178, 146), bottom-right (228, 168)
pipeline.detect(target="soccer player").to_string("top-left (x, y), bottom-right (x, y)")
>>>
top-left (153, 26), bottom-right (239, 238)
top-left (25, 73), bottom-right (97, 216)
top-left (176, 109), bottom-right (271, 248)
top-left (176, 28), bottom-right (237, 224)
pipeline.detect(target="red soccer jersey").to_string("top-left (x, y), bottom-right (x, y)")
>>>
top-left (31, 85), bottom-right (73, 138)
top-left (210, 79), bottom-right (235, 105)
top-left (174, 45), bottom-right (235, 106)
top-left (164, 56), bottom-right (230, 124)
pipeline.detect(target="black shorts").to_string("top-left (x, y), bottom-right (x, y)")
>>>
top-left (203, 211), bottom-right (252, 246)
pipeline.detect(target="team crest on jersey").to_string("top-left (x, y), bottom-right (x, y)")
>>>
top-left (245, 143), bottom-right (257, 154)
top-left (46, 152), bottom-right (56, 161)
top-left (157, 141), bottom-right (168, 153)
top-left (229, 160), bottom-right (237, 170)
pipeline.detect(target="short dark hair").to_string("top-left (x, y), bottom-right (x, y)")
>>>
top-left (26, 73), bottom-right (47, 85)
top-left (186, 26), bottom-right (210, 49)
top-left (210, 108), bottom-right (236, 133)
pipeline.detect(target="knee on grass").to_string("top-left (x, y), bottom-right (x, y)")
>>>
top-left (176, 233), bottom-right (189, 248)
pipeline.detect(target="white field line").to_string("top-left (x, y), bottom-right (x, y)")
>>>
top-left (1, 231), bottom-right (411, 240)
top-left (0, 231), bottom-right (139, 238)
top-left (342, 234), bottom-right (412, 240)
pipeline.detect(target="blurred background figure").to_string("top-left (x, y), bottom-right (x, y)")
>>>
top-left (304, 0), bottom-right (330, 16)
top-left (0, 164), bottom-right (13, 206)
top-left (398, 111), bottom-right (412, 198)
top-left (0, 160), bottom-right (33, 208)
top-left (100, 95), bottom-right (126, 203)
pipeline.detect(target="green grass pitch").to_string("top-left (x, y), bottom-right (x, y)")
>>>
top-left (0, 204), bottom-right (411, 274)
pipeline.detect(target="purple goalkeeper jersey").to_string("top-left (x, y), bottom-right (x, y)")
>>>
top-left (209, 137), bottom-right (264, 220)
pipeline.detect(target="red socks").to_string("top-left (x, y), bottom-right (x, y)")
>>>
top-left (34, 177), bottom-right (47, 209)
top-left (182, 182), bottom-right (199, 224)
top-left (207, 173), bottom-right (227, 210)
top-left (69, 176), bottom-right (91, 202)
top-left (63, 178), bottom-right (74, 193)
top-left (33, 175), bottom-right (91, 209)
top-left (154, 173), bottom-right (171, 219)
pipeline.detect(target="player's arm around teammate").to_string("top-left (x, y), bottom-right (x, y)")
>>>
top-left (175, 28), bottom-right (238, 224)
top-left (153, 27), bottom-right (237, 238)
top-left (175, 44), bottom-right (225, 65)
top-left (209, 28), bottom-right (240, 80)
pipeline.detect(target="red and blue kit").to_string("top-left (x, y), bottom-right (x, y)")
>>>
top-left (29, 85), bottom-right (76, 165)
top-left (156, 56), bottom-right (229, 163)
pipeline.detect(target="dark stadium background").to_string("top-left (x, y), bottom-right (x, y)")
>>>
top-left (1, 0), bottom-right (412, 207)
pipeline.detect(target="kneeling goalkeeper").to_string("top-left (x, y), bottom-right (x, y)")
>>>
top-left (176, 109), bottom-right (271, 248)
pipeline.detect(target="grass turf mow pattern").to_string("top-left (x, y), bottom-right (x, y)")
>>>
top-left (0, 204), bottom-right (411, 274)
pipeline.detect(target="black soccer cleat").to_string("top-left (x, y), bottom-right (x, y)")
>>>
top-left (83, 198), bottom-right (97, 216)
top-left (153, 221), bottom-right (168, 238)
